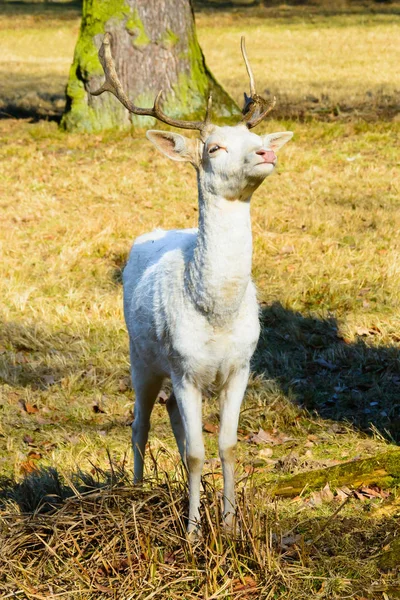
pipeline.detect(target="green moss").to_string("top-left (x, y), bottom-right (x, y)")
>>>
top-left (61, 0), bottom-right (132, 132)
top-left (378, 537), bottom-right (400, 570)
top-left (160, 29), bottom-right (180, 48)
top-left (273, 449), bottom-right (400, 497)
top-left (126, 9), bottom-right (150, 47)
top-left (165, 25), bottom-right (239, 122)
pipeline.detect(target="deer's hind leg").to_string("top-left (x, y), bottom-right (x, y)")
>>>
top-left (166, 392), bottom-right (186, 463)
top-left (130, 358), bottom-right (163, 483)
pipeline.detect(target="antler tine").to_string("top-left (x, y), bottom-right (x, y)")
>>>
top-left (91, 33), bottom-right (212, 135)
top-left (197, 92), bottom-right (213, 141)
top-left (241, 36), bottom-right (256, 98)
top-left (240, 36), bottom-right (276, 129)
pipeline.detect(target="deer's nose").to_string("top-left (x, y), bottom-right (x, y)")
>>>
top-left (256, 149), bottom-right (277, 164)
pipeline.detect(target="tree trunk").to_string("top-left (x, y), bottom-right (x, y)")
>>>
top-left (61, 0), bottom-right (239, 132)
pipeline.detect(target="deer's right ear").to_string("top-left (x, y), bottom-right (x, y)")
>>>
top-left (146, 131), bottom-right (200, 166)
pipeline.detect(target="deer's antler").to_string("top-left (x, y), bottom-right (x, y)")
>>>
top-left (240, 37), bottom-right (276, 129)
top-left (91, 33), bottom-right (213, 140)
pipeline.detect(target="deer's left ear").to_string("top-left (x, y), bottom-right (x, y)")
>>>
top-left (146, 131), bottom-right (200, 167)
top-left (262, 131), bottom-right (293, 152)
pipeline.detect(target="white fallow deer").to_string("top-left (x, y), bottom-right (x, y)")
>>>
top-left (92, 34), bottom-right (293, 537)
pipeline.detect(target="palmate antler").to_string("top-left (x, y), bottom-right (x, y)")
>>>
top-left (91, 33), bottom-right (275, 136)
top-left (91, 32), bottom-right (213, 141)
top-left (240, 36), bottom-right (276, 129)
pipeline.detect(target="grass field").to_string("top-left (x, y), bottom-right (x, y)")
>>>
top-left (0, 2), bottom-right (400, 599)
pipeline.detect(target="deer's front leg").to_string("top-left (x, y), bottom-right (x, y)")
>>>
top-left (172, 376), bottom-right (204, 537)
top-left (219, 365), bottom-right (250, 529)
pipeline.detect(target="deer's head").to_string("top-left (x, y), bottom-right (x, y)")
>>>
top-left (92, 35), bottom-right (292, 201)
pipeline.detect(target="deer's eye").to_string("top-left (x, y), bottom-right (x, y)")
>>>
top-left (208, 144), bottom-right (221, 154)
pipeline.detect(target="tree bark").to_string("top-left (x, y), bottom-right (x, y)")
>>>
top-left (61, 0), bottom-right (239, 132)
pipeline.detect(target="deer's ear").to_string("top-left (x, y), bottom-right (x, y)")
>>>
top-left (262, 131), bottom-right (293, 152)
top-left (146, 131), bottom-right (200, 166)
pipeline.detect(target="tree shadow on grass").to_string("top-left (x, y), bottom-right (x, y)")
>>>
top-left (0, 1), bottom-right (82, 18)
top-left (253, 302), bottom-right (400, 443)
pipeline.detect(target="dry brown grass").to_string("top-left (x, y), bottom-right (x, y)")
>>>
top-left (0, 2), bottom-right (400, 598)
top-left (1, 464), bottom-right (399, 599)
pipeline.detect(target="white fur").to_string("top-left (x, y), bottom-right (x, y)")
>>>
top-left (123, 123), bottom-right (293, 535)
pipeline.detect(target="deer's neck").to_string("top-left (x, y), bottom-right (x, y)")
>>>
top-left (185, 176), bottom-right (253, 322)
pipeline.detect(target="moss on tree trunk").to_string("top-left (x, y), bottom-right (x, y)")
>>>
top-left (61, 0), bottom-right (239, 132)
top-left (272, 449), bottom-right (400, 498)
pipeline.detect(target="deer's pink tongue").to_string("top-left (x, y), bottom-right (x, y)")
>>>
top-left (256, 149), bottom-right (277, 164)
top-left (262, 150), bottom-right (277, 164)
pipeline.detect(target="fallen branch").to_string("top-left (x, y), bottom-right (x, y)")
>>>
top-left (272, 449), bottom-right (400, 498)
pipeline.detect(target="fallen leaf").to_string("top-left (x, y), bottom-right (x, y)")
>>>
top-left (248, 428), bottom-right (293, 446)
top-left (20, 460), bottom-right (39, 474)
top-left (258, 447), bottom-right (273, 459)
top-left (359, 486), bottom-right (390, 500)
top-left (354, 490), bottom-right (366, 502)
top-left (203, 422), bottom-right (218, 434)
top-left (232, 576), bottom-right (257, 592)
top-left (310, 483), bottom-right (334, 506)
top-left (23, 434), bottom-right (34, 445)
top-left (23, 402), bottom-right (39, 414)
top-left (336, 487), bottom-right (351, 501)
top-left (28, 451), bottom-right (42, 460)
top-left (320, 482), bottom-right (334, 503)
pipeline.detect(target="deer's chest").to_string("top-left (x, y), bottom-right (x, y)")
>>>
top-left (169, 292), bottom-right (260, 388)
